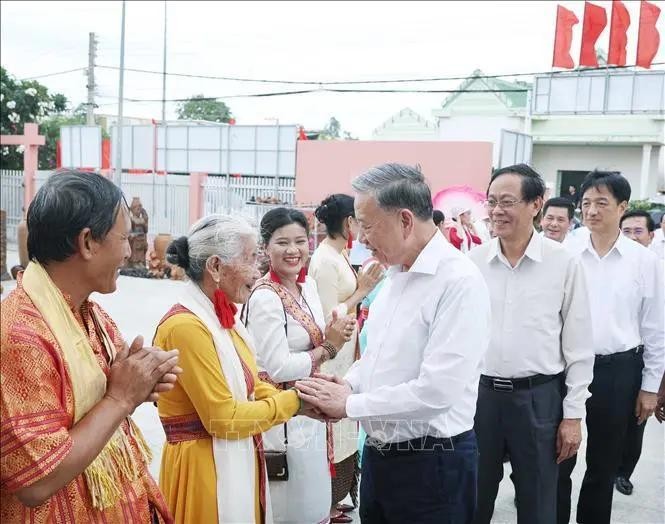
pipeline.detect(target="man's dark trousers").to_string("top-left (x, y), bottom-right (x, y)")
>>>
top-left (575, 348), bottom-right (644, 524)
top-left (617, 417), bottom-right (647, 482)
top-left (359, 431), bottom-right (478, 524)
top-left (473, 375), bottom-right (564, 524)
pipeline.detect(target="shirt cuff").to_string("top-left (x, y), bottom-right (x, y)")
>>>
top-left (345, 393), bottom-right (366, 420)
top-left (641, 371), bottom-right (662, 393)
top-left (562, 403), bottom-right (585, 420)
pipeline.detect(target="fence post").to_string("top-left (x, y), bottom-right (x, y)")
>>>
top-left (189, 172), bottom-right (207, 226)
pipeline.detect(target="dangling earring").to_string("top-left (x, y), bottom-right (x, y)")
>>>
top-left (346, 218), bottom-right (354, 250)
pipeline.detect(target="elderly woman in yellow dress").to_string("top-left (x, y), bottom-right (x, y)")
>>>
top-left (308, 194), bottom-right (384, 522)
top-left (154, 214), bottom-right (310, 524)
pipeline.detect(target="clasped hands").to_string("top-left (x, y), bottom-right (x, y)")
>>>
top-left (295, 373), bottom-right (352, 422)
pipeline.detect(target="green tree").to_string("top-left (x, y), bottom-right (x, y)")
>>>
top-left (1, 66), bottom-right (68, 169)
top-left (176, 95), bottom-right (233, 123)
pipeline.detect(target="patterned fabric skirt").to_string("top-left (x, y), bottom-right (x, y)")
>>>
top-left (331, 452), bottom-right (360, 507)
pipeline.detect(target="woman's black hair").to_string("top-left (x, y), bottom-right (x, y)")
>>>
top-left (260, 207), bottom-right (309, 245)
top-left (314, 194), bottom-right (354, 238)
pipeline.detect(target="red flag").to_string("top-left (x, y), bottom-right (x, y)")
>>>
top-left (298, 126), bottom-right (308, 140)
top-left (608, 1), bottom-right (631, 65)
top-left (553, 5), bottom-right (579, 68)
top-left (580, 2), bottom-right (608, 67)
top-left (637, 0), bottom-right (661, 68)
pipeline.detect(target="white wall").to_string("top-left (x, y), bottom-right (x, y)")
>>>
top-left (437, 115), bottom-right (526, 167)
top-left (532, 144), bottom-right (662, 199)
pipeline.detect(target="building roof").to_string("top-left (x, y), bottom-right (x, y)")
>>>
top-left (372, 107), bottom-right (436, 136)
top-left (440, 69), bottom-right (531, 111)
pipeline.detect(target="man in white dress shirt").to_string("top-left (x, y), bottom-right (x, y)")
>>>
top-left (650, 213), bottom-right (665, 261)
top-left (611, 209), bottom-right (658, 497)
top-left (540, 197), bottom-right (575, 245)
top-left (562, 171), bottom-right (664, 524)
top-left (468, 164), bottom-right (594, 524)
top-left (296, 163), bottom-right (491, 523)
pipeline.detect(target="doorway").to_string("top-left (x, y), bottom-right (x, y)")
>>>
top-left (558, 170), bottom-right (621, 197)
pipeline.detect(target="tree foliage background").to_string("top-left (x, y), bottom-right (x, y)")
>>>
top-left (0, 67), bottom-right (111, 170)
top-left (176, 95), bottom-right (233, 123)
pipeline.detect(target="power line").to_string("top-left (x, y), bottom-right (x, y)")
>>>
top-left (95, 62), bottom-right (664, 86)
top-left (94, 87), bottom-right (529, 103)
top-left (20, 67), bottom-right (87, 80)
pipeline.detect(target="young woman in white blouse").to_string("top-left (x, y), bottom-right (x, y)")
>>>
top-left (243, 207), bottom-right (355, 524)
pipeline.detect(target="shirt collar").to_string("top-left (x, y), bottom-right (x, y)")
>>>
top-left (583, 230), bottom-right (627, 258)
top-left (486, 229), bottom-right (543, 264)
top-left (388, 230), bottom-right (446, 276)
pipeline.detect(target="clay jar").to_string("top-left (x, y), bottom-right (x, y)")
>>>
top-left (153, 233), bottom-right (172, 267)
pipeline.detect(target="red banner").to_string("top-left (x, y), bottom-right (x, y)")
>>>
top-left (608, 1), bottom-right (631, 66)
top-left (553, 5), bottom-right (579, 68)
top-left (580, 2), bottom-right (608, 67)
top-left (637, 0), bottom-right (661, 68)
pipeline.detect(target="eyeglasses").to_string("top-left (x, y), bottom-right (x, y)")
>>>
top-left (485, 199), bottom-right (524, 210)
top-left (622, 228), bottom-right (646, 236)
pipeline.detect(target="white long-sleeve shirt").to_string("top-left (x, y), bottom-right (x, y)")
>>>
top-left (574, 232), bottom-right (665, 392)
top-left (468, 231), bottom-right (595, 419)
top-left (344, 231), bottom-right (491, 442)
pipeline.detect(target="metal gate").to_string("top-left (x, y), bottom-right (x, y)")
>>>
top-left (0, 170), bottom-right (25, 244)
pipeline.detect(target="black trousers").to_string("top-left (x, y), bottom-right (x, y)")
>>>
top-left (473, 375), bottom-right (563, 524)
top-left (573, 348), bottom-right (643, 524)
top-left (359, 432), bottom-right (478, 524)
top-left (617, 416), bottom-right (647, 481)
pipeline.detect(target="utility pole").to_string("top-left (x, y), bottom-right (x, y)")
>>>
top-left (86, 32), bottom-right (97, 125)
top-left (114, 1), bottom-right (126, 187)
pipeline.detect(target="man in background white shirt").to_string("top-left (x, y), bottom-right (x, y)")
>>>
top-left (296, 163), bottom-right (491, 523)
top-left (612, 209), bottom-right (658, 498)
top-left (540, 197), bottom-right (575, 247)
top-left (562, 171), bottom-right (664, 524)
top-left (649, 212), bottom-right (664, 261)
top-left (468, 164), bottom-right (594, 524)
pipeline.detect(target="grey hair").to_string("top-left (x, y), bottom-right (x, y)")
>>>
top-left (351, 163), bottom-right (433, 221)
top-left (167, 214), bottom-right (258, 282)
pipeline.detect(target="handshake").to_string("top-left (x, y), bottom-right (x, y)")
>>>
top-left (294, 373), bottom-right (353, 422)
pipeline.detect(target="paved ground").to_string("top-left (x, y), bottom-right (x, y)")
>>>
top-left (2, 249), bottom-right (663, 523)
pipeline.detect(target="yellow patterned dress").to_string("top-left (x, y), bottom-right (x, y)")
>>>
top-left (154, 307), bottom-right (300, 524)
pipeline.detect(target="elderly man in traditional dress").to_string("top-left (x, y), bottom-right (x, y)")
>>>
top-left (296, 163), bottom-right (491, 523)
top-left (1, 170), bottom-right (180, 523)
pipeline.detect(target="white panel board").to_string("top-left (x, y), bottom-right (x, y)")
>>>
top-left (230, 127), bottom-right (256, 150)
top-left (110, 123), bottom-right (297, 175)
top-left (189, 126), bottom-right (221, 150)
top-left (60, 125), bottom-right (102, 168)
top-left (498, 129), bottom-right (532, 168)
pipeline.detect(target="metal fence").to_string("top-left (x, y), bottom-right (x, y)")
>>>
top-left (205, 174), bottom-right (296, 221)
top-left (1, 170), bottom-right (298, 243)
top-left (34, 170), bottom-right (192, 238)
top-left (0, 170), bottom-right (25, 244)
top-left (118, 173), bottom-right (191, 237)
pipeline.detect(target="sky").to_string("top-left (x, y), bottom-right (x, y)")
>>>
top-left (2, 0), bottom-right (663, 138)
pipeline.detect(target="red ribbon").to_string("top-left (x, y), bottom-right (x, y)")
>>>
top-left (213, 288), bottom-right (238, 329)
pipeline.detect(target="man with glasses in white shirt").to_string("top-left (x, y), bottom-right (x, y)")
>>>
top-left (561, 171), bottom-right (664, 524)
top-left (611, 209), bottom-right (658, 498)
top-left (296, 163), bottom-right (491, 524)
top-left (468, 164), bottom-right (594, 524)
